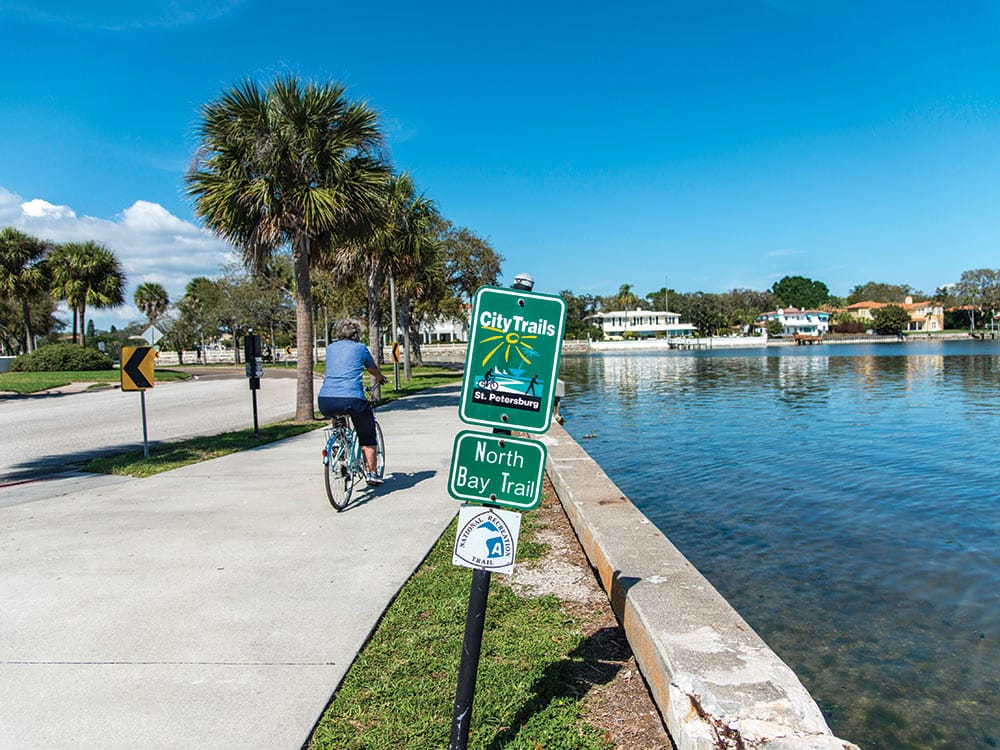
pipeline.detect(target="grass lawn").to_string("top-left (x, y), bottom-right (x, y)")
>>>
top-left (83, 366), bottom-right (462, 478)
top-left (307, 506), bottom-right (612, 750)
top-left (375, 365), bottom-right (462, 404)
top-left (0, 368), bottom-right (189, 394)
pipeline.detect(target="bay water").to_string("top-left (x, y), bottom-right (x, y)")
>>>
top-left (557, 340), bottom-right (999, 750)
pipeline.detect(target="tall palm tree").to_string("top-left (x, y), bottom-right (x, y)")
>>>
top-left (332, 173), bottom-right (439, 370)
top-left (0, 227), bottom-right (51, 353)
top-left (187, 75), bottom-right (389, 422)
top-left (49, 241), bottom-right (126, 346)
top-left (134, 282), bottom-right (170, 326)
top-left (615, 283), bottom-right (640, 310)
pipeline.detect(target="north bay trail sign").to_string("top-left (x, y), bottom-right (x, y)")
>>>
top-left (448, 431), bottom-right (547, 511)
top-left (458, 286), bottom-right (567, 433)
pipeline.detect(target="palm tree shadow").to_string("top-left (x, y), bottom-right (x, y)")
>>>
top-left (483, 625), bottom-right (636, 750)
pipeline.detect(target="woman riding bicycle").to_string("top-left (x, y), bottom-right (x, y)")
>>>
top-left (317, 319), bottom-right (388, 486)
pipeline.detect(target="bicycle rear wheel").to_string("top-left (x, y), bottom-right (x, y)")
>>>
top-left (374, 421), bottom-right (385, 479)
top-left (324, 440), bottom-right (354, 510)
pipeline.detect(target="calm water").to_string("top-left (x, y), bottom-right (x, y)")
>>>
top-left (558, 340), bottom-right (1000, 750)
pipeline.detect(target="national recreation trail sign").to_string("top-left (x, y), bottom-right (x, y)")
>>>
top-left (448, 431), bottom-right (547, 511)
top-left (458, 286), bottom-right (567, 433)
top-left (120, 345), bottom-right (155, 391)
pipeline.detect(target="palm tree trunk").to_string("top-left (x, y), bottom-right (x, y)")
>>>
top-left (366, 266), bottom-right (382, 363)
top-left (401, 297), bottom-right (412, 380)
top-left (293, 237), bottom-right (315, 422)
top-left (21, 298), bottom-right (35, 353)
top-left (80, 302), bottom-right (88, 346)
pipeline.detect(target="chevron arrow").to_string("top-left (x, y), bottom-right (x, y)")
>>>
top-left (123, 346), bottom-right (153, 389)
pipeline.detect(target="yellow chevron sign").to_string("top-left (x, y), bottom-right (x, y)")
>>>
top-left (121, 346), bottom-right (155, 391)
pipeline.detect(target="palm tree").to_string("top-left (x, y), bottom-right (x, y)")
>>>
top-left (615, 283), bottom-right (640, 310)
top-left (134, 282), bottom-right (170, 326)
top-left (49, 241), bottom-right (126, 346)
top-left (187, 75), bottom-right (389, 422)
top-left (332, 173), bottom-right (437, 367)
top-left (381, 175), bottom-right (440, 380)
top-left (0, 227), bottom-right (51, 353)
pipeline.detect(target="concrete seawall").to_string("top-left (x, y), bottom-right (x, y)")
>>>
top-left (540, 422), bottom-right (858, 750)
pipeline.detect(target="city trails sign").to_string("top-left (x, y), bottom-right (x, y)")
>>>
top-left (448, 431), bottom-right (547, 511)
top-left (459, 286), bottom-right (567, 433)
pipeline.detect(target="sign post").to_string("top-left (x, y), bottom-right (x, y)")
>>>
top-left (121, 345), bottom-right (155, 458)
top-left (244, 333), bottom-right (263, 436)
top-left (447, 278), bottom-right (566, 750)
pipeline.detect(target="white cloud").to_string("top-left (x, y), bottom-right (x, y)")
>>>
top-left (1, 184), bottom-right (236, 328)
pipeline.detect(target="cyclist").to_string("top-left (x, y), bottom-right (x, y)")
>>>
top-left (318, 319), bottom-right (388, 486)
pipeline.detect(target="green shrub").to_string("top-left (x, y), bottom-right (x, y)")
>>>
top-left (11, 343), bottom-right (114, 372)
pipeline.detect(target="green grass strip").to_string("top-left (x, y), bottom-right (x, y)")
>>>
top-left (84, 420), bottom-right (326, 478)
top-left (308, 515), bottom-right (612, 750)
top-left (0, 369), bottom-right (188, 394)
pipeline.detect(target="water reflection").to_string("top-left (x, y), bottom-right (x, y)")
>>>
top-left (558, 341), bottom-right (1000, 750)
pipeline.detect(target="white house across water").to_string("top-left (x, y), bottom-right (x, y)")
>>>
top-left (586, 308), bottom-right (698, 339)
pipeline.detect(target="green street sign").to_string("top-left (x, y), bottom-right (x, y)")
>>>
top-left (448, 431), bottom-right (547, 511)
top-left (459, 286), bottom-right (567, 433)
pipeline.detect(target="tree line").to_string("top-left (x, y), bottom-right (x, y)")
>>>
top-left (559, 271), bottom-right (1000, 339)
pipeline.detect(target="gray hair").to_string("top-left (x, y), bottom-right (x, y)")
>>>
top-left (333, 318), bottom-right (362, 342)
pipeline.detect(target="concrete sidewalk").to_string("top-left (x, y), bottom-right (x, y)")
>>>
top-left (0, 385), bottom-right (463, 749)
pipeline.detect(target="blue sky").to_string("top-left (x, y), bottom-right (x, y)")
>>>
top-left (2, 0), bottom-right (999, 327)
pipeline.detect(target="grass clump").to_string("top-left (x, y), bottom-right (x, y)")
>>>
top-left (308, 518), bottom-right (612, 750)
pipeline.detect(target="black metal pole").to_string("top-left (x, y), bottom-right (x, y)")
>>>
top-left (448, 566), bottom-right (492, 750)
top-left (251, 387), bottom-right (259, 437)
top-left (140, 390), bottom-right (149, 459)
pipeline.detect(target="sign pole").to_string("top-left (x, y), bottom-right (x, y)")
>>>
top-left (449, 272), bottom-right (542, 749)
top-left (245, 333), bottom-right (262, 437)
top-left (448, 565), bottom-right (492, 750)
top-left (140, 390), bottom-right (149, 459)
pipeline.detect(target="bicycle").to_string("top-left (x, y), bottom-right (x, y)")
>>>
top-left (322, 384), bottom-right (386, 511)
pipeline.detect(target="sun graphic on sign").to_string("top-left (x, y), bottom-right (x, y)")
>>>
top-left (479, 326), bottom-right (539, 367)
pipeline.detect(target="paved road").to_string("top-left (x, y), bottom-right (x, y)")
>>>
top-left (0, 371), bottom-right (301, 483)
top-left (0, 385), bottom-right (464, 749)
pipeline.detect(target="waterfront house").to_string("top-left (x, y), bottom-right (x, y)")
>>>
top-left (418, 307), bottom-right (470, 343)
top-left (585, 308), bottom-right (697, 339)
top-left (845, 296), bottom-right (944, 332)
top-left (755, 307), bottom-right (830, 336)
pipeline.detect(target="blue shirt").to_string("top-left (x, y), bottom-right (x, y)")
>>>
top-left (319, 340), bottom-right (375, 399)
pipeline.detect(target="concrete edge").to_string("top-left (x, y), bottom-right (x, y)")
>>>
top-left (539, 422), bottom-right (859, 750)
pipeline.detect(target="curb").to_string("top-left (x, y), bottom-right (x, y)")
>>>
top-left (540, 422), bottom-right (858, 750)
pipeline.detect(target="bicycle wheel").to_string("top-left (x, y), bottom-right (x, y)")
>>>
top-left (324, 439), bottom-right (354, 510)
top-left (373, 421), bottom-right (386, 479)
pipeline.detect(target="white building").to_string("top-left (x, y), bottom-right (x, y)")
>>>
top-left (586, 308), bottom-right (697, 339)
top-left (418, 312), bottom-right (469, 343)
top-left (755, 308), bottom-right (830, 336)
